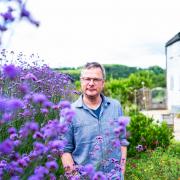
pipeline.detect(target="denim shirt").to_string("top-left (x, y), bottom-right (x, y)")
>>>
top-left (62, 94), bottom-right (129, 173)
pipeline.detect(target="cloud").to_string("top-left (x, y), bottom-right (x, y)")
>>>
top-left (3, 0), bottom-right (180, 68)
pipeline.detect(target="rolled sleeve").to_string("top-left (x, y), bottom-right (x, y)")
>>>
top-left (60, 117), bottom-right (75, 153)
top-left (63, 123), bottom-right (75, 153)
top-left (120, 129), bottom-right (129, 146)
top-left (117, 102), bottom-right (129, 146)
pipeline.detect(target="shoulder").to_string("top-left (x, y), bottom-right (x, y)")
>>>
top-left (71, 95), bottom-right (83, 108)
top-left (104, 96), bottom-right (121, 106)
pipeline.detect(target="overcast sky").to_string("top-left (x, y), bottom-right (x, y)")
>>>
top-left (2, 0), bottom-right (180, 68)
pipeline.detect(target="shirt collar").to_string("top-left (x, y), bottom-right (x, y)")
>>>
top-left (73, 94), bottom-right (111, 108)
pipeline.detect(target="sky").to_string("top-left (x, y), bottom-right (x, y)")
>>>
top-left (2, 0), bottom-right (180, 68)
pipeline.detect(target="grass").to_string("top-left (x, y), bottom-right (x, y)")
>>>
top-left (125, 141), bottom-right (180, 180)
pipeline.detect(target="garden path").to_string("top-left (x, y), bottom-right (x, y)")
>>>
top-left (174, 118), bottom-right (180, 141)
top-left (141, 110), bottom-right (180, 141)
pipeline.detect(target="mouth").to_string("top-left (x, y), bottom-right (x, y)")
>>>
top-left (87, 88), bottom-right (96, 91)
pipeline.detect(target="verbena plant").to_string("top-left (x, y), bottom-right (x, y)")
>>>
top-left (0, 50), bottom-right (129, 179)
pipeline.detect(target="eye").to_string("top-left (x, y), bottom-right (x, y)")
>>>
top-left (85, 78), bottom-right (91, 81)
top-left (93, 78), bottom-right (99, 83)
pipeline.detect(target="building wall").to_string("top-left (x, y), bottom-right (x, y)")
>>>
top-left (166, 41), bottom-right (180, 112)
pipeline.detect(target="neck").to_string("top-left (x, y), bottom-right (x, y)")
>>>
top-left (83, 94), bottom-right (102, 109)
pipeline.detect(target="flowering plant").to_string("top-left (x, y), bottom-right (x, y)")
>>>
top-left (0, 0), bottom-right (39, 46)
top-left (0, 50), bottom-right (130, 179)
top-left (0, 50), bottom-right (77, 179)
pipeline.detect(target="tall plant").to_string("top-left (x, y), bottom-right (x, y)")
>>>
top-left (0, 0), bottom-right (39, 46)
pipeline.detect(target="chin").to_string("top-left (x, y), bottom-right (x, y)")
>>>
top-left (86, 93), bottom-right (98, 98)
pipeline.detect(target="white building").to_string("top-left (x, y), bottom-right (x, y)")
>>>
top-left (166, 32), bottom-right (180, 113)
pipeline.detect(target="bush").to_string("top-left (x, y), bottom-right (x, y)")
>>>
top-left (127, 110), bottom-right (174, 157)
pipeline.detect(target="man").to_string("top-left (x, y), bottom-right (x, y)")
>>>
top-left (61, 62), bottom-right (129, 179)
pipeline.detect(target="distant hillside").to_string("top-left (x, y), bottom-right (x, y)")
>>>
top-left (54, 64), bottom-right (165, 83)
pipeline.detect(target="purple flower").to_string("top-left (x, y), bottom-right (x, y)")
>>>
top-left (45, 161), bottom-right (58, 171)
top-left (10, 133), bottom-right (18, 140)
top-left (1, 11), bottom-right (15, 22)
top-left (26, 121), bottom-right (39, 132)
top-left (21, 6), bottom-right (30, 18)
top-left (33, 132), bottom-right (43, 139)
top-left (34, 166), bottom-right (49, 177)
top-left (32, 93), bottom-right (47, 104)
top-left (28, 175), bottom-right (42, 180)
top-left (19, 126), bottom-right (29, 138)
top-left (92, 171), bottom-right (107, 180)
top-left (60, 108), bottom-right (75, 124)
top-left (110, 158), bottom-right (118, 164)
top-left (136, 144), bottom-right (144, 152)
top-left (7, 98), bottom-right (24, 111)
top-left (0, 25), bottom-right (7, 31)
top-left (112, 139), bottom-right (121, 148)
top-left (33, 142), bottom-right (48, 156)
top-left (0, 160), bottom-right (7, 168)
top-left (8, 127), bottom-right (17, 134)
top-left (17, 157), bottom-right (29, 167)
top-left (8, 161), bottom-right (23, 175)
top-left (49, 173), bottom-right (56, 180)
top-left (10, 176), bottom-right (20, 180)
top-left (96, 136), bottom-right (103, 143)
top-left (3, 64), bottom-right (19, 80)
top-left (48, 140), bottom-right (66, 150)
top-left (13, 140), bottom-right (21, 147)
top-left (40, 108), bottom-right (48, 114)
top-left (58, 123), bottom-right (68, 134)
top-left (0, 97), bottom-right (7, 112)
top-left (41, 120), bottom-right (61, 138)
top-left (18, 83), bottom-right (29, 94)
top-left (81, 164), bottom-right (95, 177)
top-left (24, 73), bottom-right (37, 81)
top-left (2, 113), bottom-right (13, 122)
top-left (21, 109), bottom-right (32, 117)
top-left (43, 101), bottom-right (53, 108)
top-left (59, 101), bottom-right (71, 109)
top-left (114, 126), bottom-right (125, 136)
top-left (118, 116), bottom-right (130, 127)
top-left (0, 139), bottom-right (14, 154)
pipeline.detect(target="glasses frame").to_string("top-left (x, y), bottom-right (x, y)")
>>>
top-left (80, 77), bottom-right (104, 84)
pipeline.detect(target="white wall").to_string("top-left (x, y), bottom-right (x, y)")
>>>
top-left (166, 41), bottom-right (180, 111)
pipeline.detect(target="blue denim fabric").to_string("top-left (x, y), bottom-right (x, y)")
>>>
top-left (62, 94), bottom-right (129, 176)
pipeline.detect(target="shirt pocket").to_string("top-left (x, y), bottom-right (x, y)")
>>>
top-left (74, 123), bottom-right (99, 144)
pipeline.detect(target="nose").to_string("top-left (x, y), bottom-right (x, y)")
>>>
top-left (89, 79), bottom-right (95, 85)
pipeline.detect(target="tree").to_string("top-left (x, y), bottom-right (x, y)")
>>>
top-left (0, 0), bottom-right (39, 46)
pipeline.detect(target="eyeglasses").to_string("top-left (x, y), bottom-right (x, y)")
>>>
top-left (80, 77), bottom-right (104, 84)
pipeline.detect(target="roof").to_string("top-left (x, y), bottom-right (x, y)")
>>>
top-left (165, 32), bottom-right (180, 47)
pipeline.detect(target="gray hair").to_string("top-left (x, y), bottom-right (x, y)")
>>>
top-left (80, 62), bottom-right (106, 80)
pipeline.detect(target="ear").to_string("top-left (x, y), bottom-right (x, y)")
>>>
top-left (102, 80), bottom-right (105, 88)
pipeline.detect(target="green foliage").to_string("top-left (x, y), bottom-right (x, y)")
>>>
top-left (127, 70), bottom-right (153, 89)
top-left (148, 66), bottom-right (165, 74)
top-left (55, 65), bottom-right (166, 88)
top-left (104, 79), bottom-right (130, 106)
top-left (104, 71), bottom-right (154, 107)
top-left (127, 111), bottom-right (174, 157)
top-left (126, 142), bottom-right (180, 180)
top-left (103, 64), bottom-right (139, 79)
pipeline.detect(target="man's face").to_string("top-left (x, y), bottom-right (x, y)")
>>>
top-left (80, 67), bottom-right (105, 98)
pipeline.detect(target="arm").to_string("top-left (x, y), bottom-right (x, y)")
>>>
top-left (61, 152), bottom-right (75, 173)
top-left (120, 146), bottom-right (127, 175)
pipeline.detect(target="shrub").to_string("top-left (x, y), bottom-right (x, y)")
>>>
top-left (127, 110), bottom-right (174, 157)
